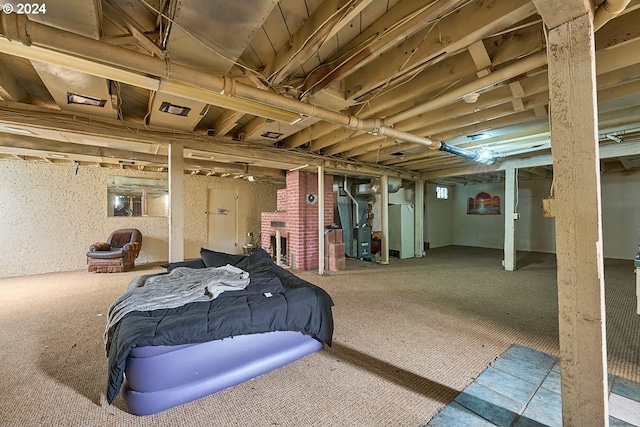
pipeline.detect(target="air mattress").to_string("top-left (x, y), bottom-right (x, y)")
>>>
top-left (121, 330), bottom-right (323, 415)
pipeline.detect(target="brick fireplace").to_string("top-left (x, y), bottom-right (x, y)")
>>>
top-left (261, 170), bottom-right (334, 270)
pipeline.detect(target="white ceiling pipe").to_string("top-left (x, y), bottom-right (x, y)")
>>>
top-left (0, 12), bottom-right (566, 160)
top-left (386, 50), bottom-right (549, 125)
top-left (385, 0), bottom-right (629, 127)
top-left (593, 0), bottom-right (631, 31)
top-left (0, 13), bottom-right (442, 151)
top-left (0, 8), bottom-right (629, 156)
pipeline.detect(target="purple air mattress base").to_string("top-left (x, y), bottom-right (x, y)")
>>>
top-left (121, 331), bottom-right (323, 416)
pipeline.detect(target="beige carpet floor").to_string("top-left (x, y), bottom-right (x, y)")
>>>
top-left (0, 246), bottom-right (638, 426)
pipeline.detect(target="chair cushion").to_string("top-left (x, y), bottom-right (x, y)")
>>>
top-left (86, 250), bottom-right (126, 259)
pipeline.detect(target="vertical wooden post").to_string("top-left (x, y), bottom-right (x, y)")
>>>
top-left (168, 141), bottom-right (184, 263)
top-left (414, 179), bottom-right (424, 257)
top-left (503, 167), bottom-right (517, 271)
top-left (380, 175), bottom-right (389, 264)
top-left (547, 13), bottom-right (608, 426)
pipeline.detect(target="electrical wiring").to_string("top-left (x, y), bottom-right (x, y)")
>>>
top-left (299, 1), bottom-right (452, 101)
top-left (113, 81), bottom-right (136, 133)
top-left (350, 0), bottom-right (474, 114)
top-left (265, 0), bottom-right (356, 83)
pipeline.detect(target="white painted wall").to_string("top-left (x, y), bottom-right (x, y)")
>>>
top-left (449, 170), bottom-right (640, 260)
top-left (512, 178), bottom-right (556, 253)
top-left (0, 159), bottom-right (278, 278)
top-left (601, 172), bottom-right (640, 260)
top-left (453, 181), bottom-right (505, 249)
top-left (425, 183), bottom-right (454, 248)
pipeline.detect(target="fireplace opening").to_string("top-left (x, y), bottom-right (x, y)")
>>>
top-left (270, 235), bottom-right (287, 261)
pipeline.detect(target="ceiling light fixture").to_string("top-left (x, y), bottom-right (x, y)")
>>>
top-left (463, 92), bottom-right (480, 104)
top-left (475, 148), bottom-right (497, 165)
top-left (159, 101), bottom-right (191, 116)
top-left (438, 143), bottom-right (496, 165)
top-left (290, 114), bottom-right (309, 125)
top-left (67, 92), bottom-right (107, 107)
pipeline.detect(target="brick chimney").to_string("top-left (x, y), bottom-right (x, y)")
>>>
top-left (261, 171), bottom-right (334, 270)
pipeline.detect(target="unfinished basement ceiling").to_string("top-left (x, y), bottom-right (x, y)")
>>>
top-left (0, 0), bottom-right (639, 185)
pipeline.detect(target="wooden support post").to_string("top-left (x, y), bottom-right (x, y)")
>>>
top-left (168, 141), bottom-right (184, 262)
top-left (503, 167), bottom-right (517, 271)
top-left (547, 13), bottom-right (608, 426)
top-left (380, 175), bottom-right (389, 265)
top-left (414, 179), bottom-right (424, 257)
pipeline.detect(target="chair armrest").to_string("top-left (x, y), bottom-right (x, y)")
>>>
top-left (90, 242), bottom-right (110, 251)
top-left (123, 242), bottom-right (141, 254)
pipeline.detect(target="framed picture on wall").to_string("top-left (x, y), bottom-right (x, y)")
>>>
top-left (467, 192), bottom-right (501, 215)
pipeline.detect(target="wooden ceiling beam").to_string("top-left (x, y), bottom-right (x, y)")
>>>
top-left (0, 106), bottom-right (419, 180)
top-left (300, 0), bottom-right (465, 94)
top-left (0, 60), bottom-right (28, 102)
top-left (287, 49), bottom-right (477, 150)
top-left (310, 25), bottom-right (551, 153)
top-left (262, 0), bottom-right (370, 85)
top-left (468, 40), bottom-right (492, 77)
top-left (347, 84), bottom-right (549, 160)
top-left (213, 110), bottom-right (245, 137)
top-left (344, 1), bottom-right (538, 99)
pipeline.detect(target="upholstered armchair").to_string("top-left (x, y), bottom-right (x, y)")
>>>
top-left (86, 228), bottom-right (142, 273)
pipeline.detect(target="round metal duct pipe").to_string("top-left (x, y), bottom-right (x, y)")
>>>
top-left (357, 177), bottom-right (402, 195)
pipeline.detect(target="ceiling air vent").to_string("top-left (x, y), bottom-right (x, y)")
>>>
top-left (261, 131), bottom-right (283, 139)
top-left (159, 101), bottom-right (191, 116)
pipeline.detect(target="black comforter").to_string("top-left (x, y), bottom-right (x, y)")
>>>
top-left (106, 256), bottom-right (334, 403)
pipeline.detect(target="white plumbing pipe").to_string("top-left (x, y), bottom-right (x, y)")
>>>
top-left (0, 13), bottom-right (441, 152)
top-left (593, 0), bottom-right (631, 31)
top-left (5, 10), bottom-right (623, 161)
top-left (386, 50), bottom-right (549, 125)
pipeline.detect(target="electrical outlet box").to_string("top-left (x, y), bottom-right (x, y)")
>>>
top-left (542, 198), bottom-right (555, 218)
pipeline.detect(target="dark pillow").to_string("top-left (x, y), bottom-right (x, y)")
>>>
top-left (161, 258), bottom-right (206, 272)
top-left (234, 248), bottom-right (272, 270)
top-left (200, 247), bottom-right (246, 268)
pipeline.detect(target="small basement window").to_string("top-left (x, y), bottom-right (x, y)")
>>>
top-left (436, 186), bottom-right (448, 200)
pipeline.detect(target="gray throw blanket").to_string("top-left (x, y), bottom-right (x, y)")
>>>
top-left (104, 264), bottom-right (250, 344)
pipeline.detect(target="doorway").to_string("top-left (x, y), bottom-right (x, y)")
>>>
top-left (207, 189), bottom-right (238, 254)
